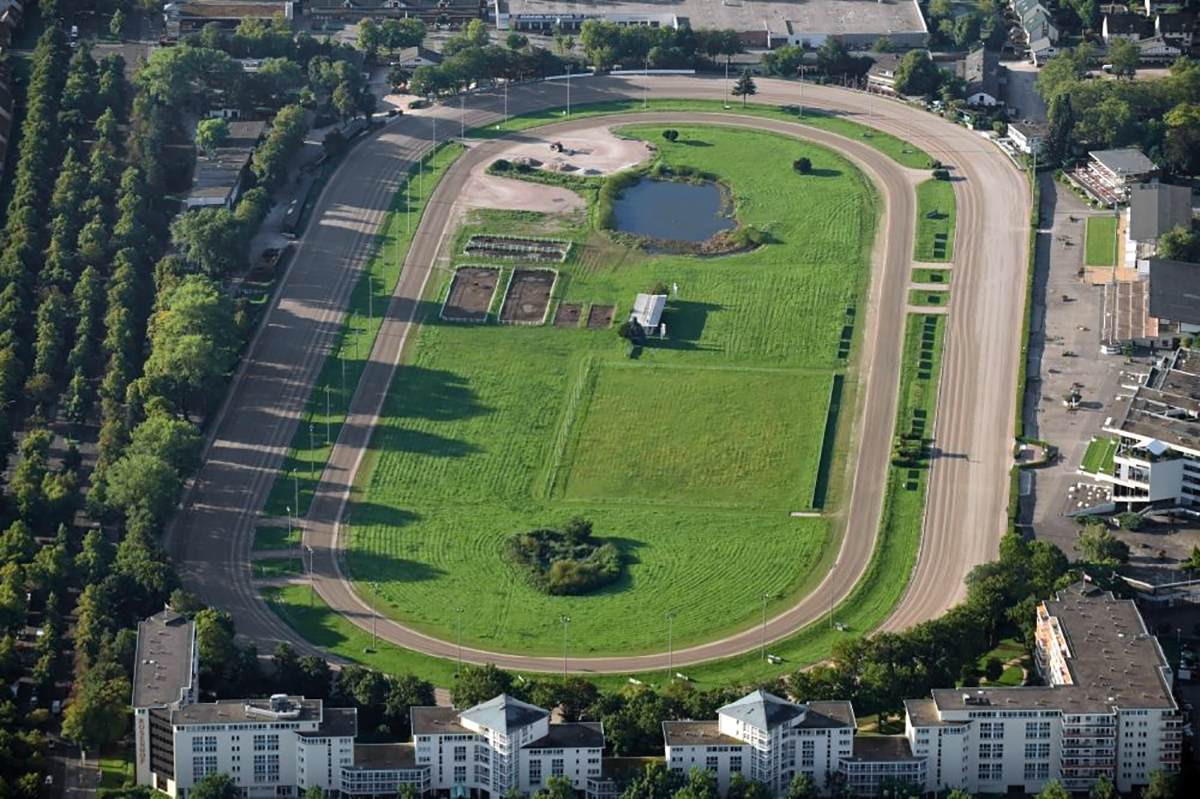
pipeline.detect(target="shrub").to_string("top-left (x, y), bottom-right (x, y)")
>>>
top-left (505, 521), bottom-right (624, 595)
top-left (932, 168), bottom-right (950, 181)
top-left (649, 281), bottom-right (669, 296)
top-left (491, 158), bottom-right (512, 172)
top-left (930, 159), bottom-right (943, 169)
top-left (730, 225), bottom-right (767, 249)
top-left (662, 129), bottom-right (679, 142)
top-left (793, 157), bottom-right (812, 174)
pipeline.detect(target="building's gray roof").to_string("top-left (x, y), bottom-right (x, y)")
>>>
top-left (800, 700), bottom-right (855, 729)
top-left (661, 720), bottom-right (745, 748)
top-left (133, 609), bottom-right (195, 709)
top-left (903, 698), bottom-right (967, 728)
top-left (933, 582), bottom-right (1176, 715)
top-left (1009, 120), bottom-right (1049, 139)
top-left (1105, 12), bottom-right (1154, 36)
top-left (172, 697), bottom-right (323, 725)
top-left (528, 722), bottom-right (604, 750)
top-left (187, 119), bottom-right (268, 205)
top-left (395, 46), bottom-right (441, 64)
top-left (459, 694), bottom-right (547, 734)
top-left (718, 689), bottom-right (805, 730)
top-left (299, 707), bottom-right (358, 738)
top-left (350, 743), bottom-right (425, 771)
top-left (962, 49), bottom-right (1003, 100)
top-left (867, 52), bottom-right (903, 78)
top-left (1149, 259), bottom-right (1200, 325)
top-left (166, 0), bottom-right (285, 20)
top-left (1090, 148), bottom-right (1156, 177)
top-left (1129, 183), bottom-right (1193, 241)
top-left (1114, 347), bottom-right (1200, 452)
top-left (411, 705), bottom-right (470, 736)
top-left (846, 736), bottom-right (919, 762)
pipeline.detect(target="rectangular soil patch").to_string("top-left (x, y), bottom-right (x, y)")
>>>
top-left (587, 304), bottom-right (614, 329)
top-left (465, 235), bottom-right (570, 262)
top-left (499, 269), bottom-right (556, 325)
top-left (441, 267), bottom-right (500, 322)
top-left (554, 302), bottom-right (582, 328)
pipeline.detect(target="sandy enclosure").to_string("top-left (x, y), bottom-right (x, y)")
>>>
top-left (458, 125), bottom-right (654, 214)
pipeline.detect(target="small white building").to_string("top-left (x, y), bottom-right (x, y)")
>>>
top-left (629, 293), bottom-right (667, 333)
top-left (412, 694), bottom-right (604, 796)
top-left (663, 690), bottom-right (855, 795)
top-left (1008, 121), bottom-right (1048, 157)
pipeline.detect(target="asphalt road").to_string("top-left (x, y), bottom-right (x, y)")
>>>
top-left (167, 75), bottom-right (1030, 672)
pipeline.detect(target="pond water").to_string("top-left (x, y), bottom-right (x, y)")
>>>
top-left (610, 179), bottom-right (734, 242)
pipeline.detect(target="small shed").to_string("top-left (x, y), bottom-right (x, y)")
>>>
top-left (629, 293), bottom-right (667, 332)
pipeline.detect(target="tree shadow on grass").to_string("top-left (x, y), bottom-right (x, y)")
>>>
top-left (387, 366), bottom-right (493, 423)
top-left (345, 548), bottom-right (447, 584)
top-left (804, 167), bottom-right (843, 178)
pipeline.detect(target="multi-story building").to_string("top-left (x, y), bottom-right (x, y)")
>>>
top-left (663, 690), bottom-right (855, 795)
top-left (905, 582), bottom-right (1181, 796)
top-left (411, 694), bottom-right (604, 795)
top-left (1096, 348), bottom-right (1200, 508)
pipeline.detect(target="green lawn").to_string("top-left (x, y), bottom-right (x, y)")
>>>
top-left (98, 753), bottom-right (134, 790)
top-left (1085, 215), bottom-right (1118, 267)
top-left (909, 290), bottom-right (947, 306)
top-left (976, 638), bottom-right (1028, 687)
top-left (472, 98), bottom-right (935, 170)
top-left (347, 124), bottom-right (876, 657)
top-left (262, 144), bottom-right (465, 518)
top-left (912, 268), bottom-right (951, 285)
top-left (252, 525), bottom-right (300, 551)
top-left (1081, 436), bottom-right (1118, 476)
top-left (914, 179), bottom-right (956, 262)
top-left (252, 557), bottom-right (303, 579)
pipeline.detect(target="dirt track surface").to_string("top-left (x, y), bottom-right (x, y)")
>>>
top-left (166, 76), bottom-right (1030, 672)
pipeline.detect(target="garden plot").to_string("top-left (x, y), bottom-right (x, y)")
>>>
top-left (554, 302), bottom-right (582, 327)
top-left (587, 304), bottom-right (615, 329)
top-left (466, 234), bottom-right (571, 262)
top-left (441, 266), bottom-right (500, 322)
top-left (499, 269), bottom-right (557, 325)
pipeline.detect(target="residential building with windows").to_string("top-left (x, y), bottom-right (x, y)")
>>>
top-left (1097, 347), bottom-right (1200, 508)
top-left (905, 582), bottom-right (1181, 795)
top-left (411, 694), bottom-right (604, 796)
top-left (960, 48), bottom-right (1004, 107)
top-left (1007, 121), bottom-right (1047, 157)
top-left (839, 736), bottom-right (926, 796)
top-left (663, 690), bottom-right (855, 795)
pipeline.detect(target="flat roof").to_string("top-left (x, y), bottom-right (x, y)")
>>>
top-left (662, 720), bottom-right (744, 748)
top-left (847, 735), bottom-right (918, 762)
top-left (933, 583), bottom-right (1176, 715)
top-left (133, 610), bottom-right (195, 708)
top-left (1114, 347), bottom-right (1200, 452)
top-left (1102, 279), bottom-right (1156, 344)
top-left (172, 697), bottom-right (323, 725)
top-left (1129, 183), bottom-right (1193, 241)
top-left (802, 701), bottom-right (856, 729)
top-left (1149, 259), bottom-right (1200, 326)
top-left (187, 119), bottom-right (269, 204)
top-left (167, 1), bottom-right (285, 19)
top-left (299, 707), bottom-right (358, 738)
top-left (351, 743), bottom-right (424, 770)
top-left (411, 705), bottom-right (470, 736)
top-left (1090, 148), bottom-right (1156, 177)
top-left (500, 0), bottom-right (927, 37)
top-left (528, 722), bottom-right (604, 749)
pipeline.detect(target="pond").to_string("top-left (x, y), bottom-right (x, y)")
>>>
top-left (610, 179), bottom-right (734, 242)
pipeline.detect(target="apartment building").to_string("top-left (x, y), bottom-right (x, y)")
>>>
top-left (1098, 348), bottom-right (1200, 508)
top-left (663, 690), bottom-right (855, 795)
top-left (411, 694), bottom-right (605, 795)
top-left (905, 582), bottom-right (1181, 795)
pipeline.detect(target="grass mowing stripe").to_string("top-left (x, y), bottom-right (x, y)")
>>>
top-left (471, 98), bottom-right (935, 170)
top-left (914, 179), bottom-right (956, 262)
top-left (1084, 215), bottom-right (1118, 267)
top-left (261, 143), bottom-right (464, 519)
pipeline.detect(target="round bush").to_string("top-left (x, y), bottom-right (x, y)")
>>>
top-left (793, 157), bottom-right (812, 174)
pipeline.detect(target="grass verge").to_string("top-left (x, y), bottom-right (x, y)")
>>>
top-left (252, 525), bottom-right (300, 551)
top-left (914, 179), bottom-right (956, 262)
top-left (470, 98), bottom-right (935, 170)
top-left (252, 557), bottom-right (303, 579)
top-left (98, 752), bottom-right (134, 790)
top-left (1084, 215), bottom-right (1117, 267)
top-left (261, 143), bottom-right (464, 519)
top-left (912, 268), bottom-right (951, 285)
top-left (1081, 436), bottom-right (1118, 476)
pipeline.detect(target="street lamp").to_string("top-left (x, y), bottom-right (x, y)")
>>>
top-left (828, 560), bottom-right (840, 629)
top-left (565, 64), bottom-right (573, 118)
top-left (666, 611), bottom-right (677, 680)
top-left (560, 615), bottom-right (571, 676)
top-left (370, 581), bottom-right (379, 651)
top-left (643, 58), bottom-right (650, 109)
top-left (760, 593), bottom-right (771, 661)
top-left (305, 545), bottom-right (315, 604)
top-left (455, 607), bottom-right (465, 673)
top-left (724, 58), bottom-right (731, 110)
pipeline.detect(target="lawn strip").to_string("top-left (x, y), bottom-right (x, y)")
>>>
top-left (914, 179), bottom-right (956, 262)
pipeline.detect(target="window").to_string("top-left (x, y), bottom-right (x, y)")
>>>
top-left (978, 743), bottom-right (1003, 759)
top-left (192, 736), bottom-right (217, 754)
top-left (551, 759), bottom-right (565, 777)
top-left (253, 734), bottom-right (280, 752)
top-left (1024, 762), bottom-right (1050, 780)
top-left (453, 766), bottom-right (467, 784)
top-left (730, 756), bottom-right (742, 774)
top-left (529, 760), bottom-right (542, 786)
top-left (253, 754), bottom-right (280, 783)
top-left (1024, 742), bottom-right (1050, 759)
top-left (978, 722), bottom-right (1002, 740)
top-left (192, 756), bottom-right (217, 779)
top-left (1025, 721), bottom-right (1051, 739)
top-left (705, 756), bottom-right (719, 771)
top-left (977, 763), bottom-right (1002, 781)
top-left (453, 745), bottom-right (468, 762)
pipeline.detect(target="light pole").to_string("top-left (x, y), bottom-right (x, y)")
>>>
top-left (643, 58), bottom-right (649, 109)
top-left (666, 611), bottom-right (677, 680)
top-left (308, 424), bottom-right (315, 478)
top-left (325, 385), bottom-right (331, 443)
top-left (370, 580), bottom-right (379, 651)
top-left (305, 544), bottom-right (315, 604)
top-left (724, 58), bottom-right (731, 109)
top-left (560, 615), bottom-right (571, 676)
top-left (760, 592), bottom-right (770, 661)
top-left (367, 272), bottom-right (373, 323)
top-left (292, 473), bottom-right (299, 517)
top-left (565, 64), bottom-right (572, 117)
top-left (828, 560), bottom-right (840, 629)
top-left (503, 79), bottom-right (509, 125)
top-left (455, 606), bottom-right (465, 674)
top-left (286, 504), bottom-right (294, 546)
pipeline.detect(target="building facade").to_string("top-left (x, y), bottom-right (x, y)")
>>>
top-left (905, 583), bottom-right (1181, 795)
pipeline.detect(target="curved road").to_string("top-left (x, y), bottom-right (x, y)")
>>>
top-left (167, 75), bottom-right (1029, 673)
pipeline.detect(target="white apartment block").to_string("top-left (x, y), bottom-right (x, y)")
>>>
top-left (904, 582), bottom-right (1181, 796)
top-left (411, 694), bottom-right (604, 796)
top-left (133, 610), bottom-right (430, 798)
top-left (663, 691), bottom-right (856, 795)
top-left (1098, 348), bottom-right (1200, 509)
